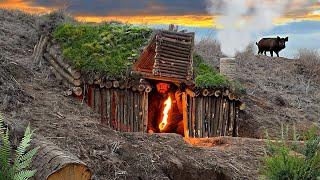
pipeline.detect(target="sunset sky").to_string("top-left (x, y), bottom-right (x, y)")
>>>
top-left (1, 0), bottom-right (320, 57)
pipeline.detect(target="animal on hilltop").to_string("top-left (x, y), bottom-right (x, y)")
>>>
top-left (256, 36), bottom-right (288, 57)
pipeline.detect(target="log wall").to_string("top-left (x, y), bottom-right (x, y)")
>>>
top-left (86, 85), bottom-right (148, 132)
top-left (186, 93), bottom-right (238, 138)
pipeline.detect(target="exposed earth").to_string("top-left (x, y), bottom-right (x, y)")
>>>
top-left (0, 9), bottom-right (319, 179)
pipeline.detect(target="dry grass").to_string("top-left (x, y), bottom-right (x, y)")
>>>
top-left (195, 37), bottom-right (223, 68)
top-left (294, 49), bottom-right (320, 84)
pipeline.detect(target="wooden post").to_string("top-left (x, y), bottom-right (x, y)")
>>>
top-left (210, 97), bottom-right (217, 137)
top-left (94, 88), bottom-right (101, 114)
top-left (191, 97), bottom-right (196, 138)
top-left (106, 89), bottom-right (111, 127)
top-left (143, 92), bottom-right (148, 133)
top-left (182, 92), bottom-right (188, 138)
top-left (218, 96), bottom-right (224, 136)
top-left (101, 88), bottom-right (106, 124)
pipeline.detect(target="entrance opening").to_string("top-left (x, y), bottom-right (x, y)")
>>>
top-left (147, 80), bottom-right (185, 136)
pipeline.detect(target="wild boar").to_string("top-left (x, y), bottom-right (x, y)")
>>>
top-left (256, 36), bottom-right (288, 57)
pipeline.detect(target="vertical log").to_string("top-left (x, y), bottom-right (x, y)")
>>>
top-left (213, 96), bottom-right (221, 136)
top-left (143, 92), bottom-right (148, 133)
top-left (111, 90), bottom-right (117, 130)
top-left (118, 90), bottom-right (122, 132)
top-left (233, 107), bottom-right (239, 137)
top-left (227, 101), bottom-right (234, 136)
top-left (101, 88), bottom-right (106, 124)
top-left (134, 93), bottom-right (138, 132)
top-left (182, 92), bottom-right (188, 138)
top-left (218, 96), bottom-right (224, 136)
top-left (195, 98), bottom-right (199, 138)
top-left (187, 95), bottom-right (192, 137)
top-left (222, 98), bottom-right (229, 136)
top-left (94, 88), bottom-right (101, 114)
top-left (129, 91), bottom-right (134, 132)
top-left (210, 97), bottom-right (216, 137)
top-left (106, 89), bottom-right (111, 127)
top-left (199, 98), bottom-right (203, 138)
top-left (191, 97), bottom-right (196, 138)
top-left (124, 90), bottom-right (128, 132)
top-left (139, 93), bottom-right (144, 132)
top-left (87, 85), bottom-right (95, 108)
top-left (207, 96), bottom-right (212, 137)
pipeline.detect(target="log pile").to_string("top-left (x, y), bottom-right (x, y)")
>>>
top-left (44, 43), bottom-right (82, 96)
top-left (8, 123), bottom-right (92, 180)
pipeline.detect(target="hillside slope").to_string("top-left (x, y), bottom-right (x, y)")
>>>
top-left (236, 54), bottom-right (320, 138)
top-left (0, 9), bottom-right (319, 179)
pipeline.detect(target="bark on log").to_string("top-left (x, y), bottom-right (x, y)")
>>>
top-left (202, 89), bottom-right (209, 97)
top-left (105, 81), bottom-right (113, 89)
top-left (33, 35), bottom-right (49, 66)
top-left (156, 46), bottom-right (190, 56)
top-left (159, 33), bottom-right (192, 41)
top-left (159, 36), bottom-right (192, 46)
top-left (48, 46), bottom-right (81, 80)
top-left (156, 42), bottom-right (191, 52)
top-left (155, 49), bottom-right (190, 59)
top-left (72, 87), bottom-right (83, 96)
top-left (113, 81), bottom-right (120, 88)
top-left (8, 123), bottom-right (92, 180)
top-left (156, 53), bottom-right (190, 62)
top-left (46, 54), bottom-right (82, 87)
top-left (155, 57), bottom-right (190, 65)
top-left (161, 30), bottom-right (194, 38)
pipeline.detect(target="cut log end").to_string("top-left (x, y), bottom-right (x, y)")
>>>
top-left (48, 163), bottom-right (92, 180)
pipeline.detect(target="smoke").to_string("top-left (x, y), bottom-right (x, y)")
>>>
top-left (206, 0), bottom-right (319, 57)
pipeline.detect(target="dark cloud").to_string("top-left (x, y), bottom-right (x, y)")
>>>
top-left (26, 0), bottom-right (207, 16)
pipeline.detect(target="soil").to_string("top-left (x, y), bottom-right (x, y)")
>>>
top-left (0, 9), bottom-right (318, 179)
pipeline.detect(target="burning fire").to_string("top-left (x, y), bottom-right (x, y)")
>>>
top-left (159, 96), bottom-right (172, 131)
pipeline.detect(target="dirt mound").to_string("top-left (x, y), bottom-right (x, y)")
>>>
top-left (237, 55), bottom-right (320, 138)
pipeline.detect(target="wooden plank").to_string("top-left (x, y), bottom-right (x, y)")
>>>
top-left (143, 92), bottom-right (148, 133)
top-left (101, 88), bottom-right (106, 124)
top-left (210, 97), bottom-right (216, 137)
top-left (207, 96), bottom-right (211, 137)
top-left (156, 46), bottom-right (190, 56)
top-left (156, 53), bottom-right (190, 62)
top-left (199, 98), bottom-right (203, 138)
top-left (195, 98), bottom-right (199, 137)
top-left (123, 90), bottom-right (128, 131)
top-left (191, 97), bottom-right (196, 137)
top-left (213, 96), bottom-right (220, 136)
top-left (106, 89), bottom-right (111, 127)
top-left (233, 107), bottom-right (239, 137)
top-left (129, 91), bottom-right (134, 132)
top-left (182, 92), bottom-right (188, 137)
top-left (218, 96), bottom-right (224, 136)
top-left (156, 42), bottom-right (191, 52)
top-left (95, 88), bottom-right (101, 114)
top-left (155, 49), bottom-right (190, 58)
top-left (133, 93), bottom-right (138, 132)
top-left (159, 36), bottom-right (192, 46)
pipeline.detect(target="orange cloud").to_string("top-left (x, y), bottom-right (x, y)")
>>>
top-left (75, 15), bottom-right (216, 27)
top-left (0, 0), bottom-right (320, 27)
top-left (0, 0), bottom-right (52, 14)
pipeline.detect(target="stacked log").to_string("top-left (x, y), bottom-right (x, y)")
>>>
top-left (153, 30), bottom-right (194, 82)
top-left (44, 43), bottom-right (82, 96)
top-left (8, 123), bottom-right (92, 180)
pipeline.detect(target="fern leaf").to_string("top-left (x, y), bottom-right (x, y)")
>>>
top-left (13, 169), bottom-right (36, 180)
top-left (14, 147), bottom-right (38, 173)
top-left (0, 113), bottom-right (11, 176)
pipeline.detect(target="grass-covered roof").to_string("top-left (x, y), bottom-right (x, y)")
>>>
top-left (53, 23), bottom-right (153, 79)
top-left (53, 23), bottom-right (244, 95)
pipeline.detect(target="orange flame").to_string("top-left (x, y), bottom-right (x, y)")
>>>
top-left (159, 96), bottom-right (172, 131)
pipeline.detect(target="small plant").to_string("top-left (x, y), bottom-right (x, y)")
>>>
top-left (193, 54), bottom-right (246, 95)
top-left (0, 113), bottom-right (38, 180)
top-left (262, 125), bottom-right (320, 180)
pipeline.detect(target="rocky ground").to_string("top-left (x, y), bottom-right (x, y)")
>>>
top-left (0, 9), bottom-right (319, 179)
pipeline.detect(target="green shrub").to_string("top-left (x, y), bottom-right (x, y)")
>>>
top-left (0, 113), bottom-right (38, 180)
top-left (53, 23), bottom-right (152, 79)
top-left (193, 54), bottom-right (245, 95)
top-left (262, 125), bottom-right (320, 180)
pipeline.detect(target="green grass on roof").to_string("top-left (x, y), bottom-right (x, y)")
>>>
top-left (53, 23), bottom-right (152, 78)
top-left (193, 54), bottom-right (246, 96)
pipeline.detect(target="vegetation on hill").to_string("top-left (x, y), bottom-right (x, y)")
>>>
top-left (262, 126), bottom-right (320, 179)
top-left (53, 23), bottom-right (152, 79)
top-left (193, 54), bottom-right (245, 95)
top-left (0, 113), bottom-right (38, 180)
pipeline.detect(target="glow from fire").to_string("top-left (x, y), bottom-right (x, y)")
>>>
top-left (159, 96), bottom-right (172, 131)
